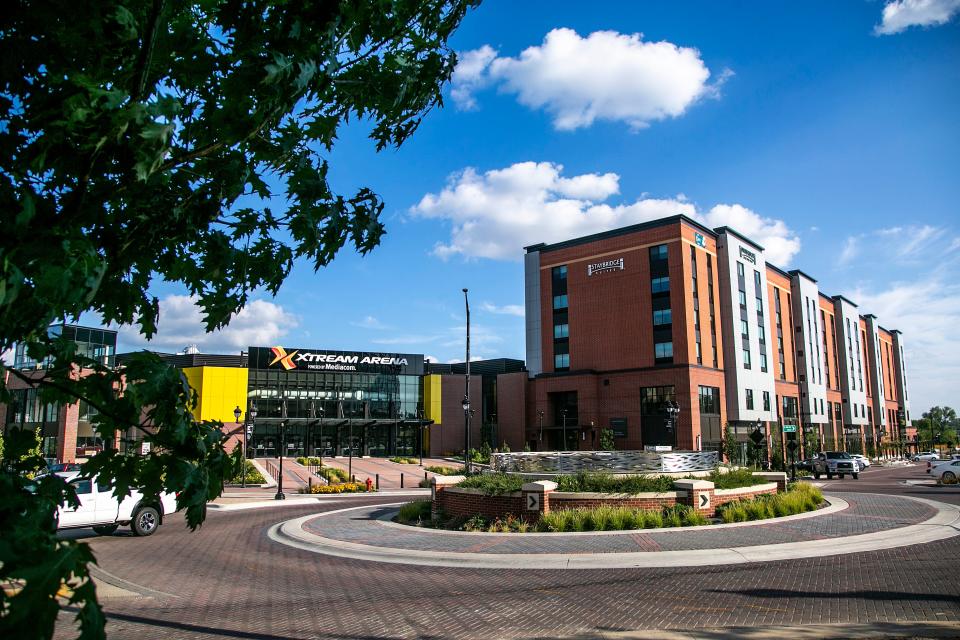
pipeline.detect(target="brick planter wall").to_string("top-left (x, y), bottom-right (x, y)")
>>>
top-left (431, 472), bottom-right (787, 521)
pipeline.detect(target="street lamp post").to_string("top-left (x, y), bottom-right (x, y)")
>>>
top-left (665, 400), bottom-right (680, 449)
top-left (417, 407), bottom-right (425, 467)
top-left (233, 406), bottom-right (244, 487)
top-left (538, 410), bottom-right (544, 448)
top-left (275, 397), bottom-right (287, 500)
top-left (559, 408), bottom-right (568, 475)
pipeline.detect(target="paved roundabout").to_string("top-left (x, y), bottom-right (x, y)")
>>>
top-left (56, 464), bottom-right (960, 639)
top-left (269, 492), bottom-right (960, 569)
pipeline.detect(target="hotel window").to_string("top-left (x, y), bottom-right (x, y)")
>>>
top-left (552, 265), bottom-right (569, 371)
top-left (746, 389), bottom-right (754, 410)
top-left (651, 276), bottom-right (670, 293)
top-left (821, 310), bottom-right (831, 388)
top-left (738, 290), bottom-right (747, 307)
top-left (655, 341), bottom-right (673, 362)
top-left (740, 320), bottom-right (749, 337)
top-left (653, 309), bottom-right (672, 326)
top-left (762, 391), bottom-right (770, 411)
top-left (554, 353), bottom-right (569, 370)
top-left (553, 323), bottom-right (569, 339)
top-left (760, 352), bottom-right (768, 372)
top-left (691, 246), bottom-right (702, 364)
top-left (775, 291), bottom-right (786, 380)
top-left (737, 261), bottom-right (745, 278)
top-left (743, 348), bottom-right (752, 369)
top-left (854, 403), bottom-right (858, 418)
top-left (699, 386), bottom-right (720, 414)
top-left (650, 244), bottom-right (669, 261)
top-left (553, 294), bottom-right (568, 310)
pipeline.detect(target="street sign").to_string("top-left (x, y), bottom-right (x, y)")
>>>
top-left (783, 425), bottom-right (797, 433)
top-left (526, 493), bottom-right (540, 511)
top-left (698, 493), bottom-right (710, 509)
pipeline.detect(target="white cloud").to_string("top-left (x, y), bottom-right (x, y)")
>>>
top-left (839, 236), bottom-right (861, 266)
top-left (117, 295), bottom-right (297, 354)
top-left (370, 335), bottom-right (440, 346)
top-left (878, 224), bottom-right (940, 258)
top-left (412, 161), bottom-right (801, 265)
top-left (452, 28), bottom-right (728, 130)
top-left (949, 237), bottom-right (960, 252)
top-left (450, 45), bottom-right (497, 110)
top-left (424, 354), bottom-right (440, 363)
top-left (875, 0), bottom-right (960, 34)
top-left (845, 274), bottom-right (960, 414)
top-left (351, 315), bottom-right (390, 330)
top-left (481, 302), bottom-right (525, 317)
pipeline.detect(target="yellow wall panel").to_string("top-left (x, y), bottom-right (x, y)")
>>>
top-left (182, 366), bottom-right (248, 423)
top-left (423, 374), bottom-right (442, 426)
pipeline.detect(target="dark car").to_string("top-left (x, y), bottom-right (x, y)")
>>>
top-left (46, 462), bottom-right (82, 474)
top-left (795, 458), bottom-right (815, 472)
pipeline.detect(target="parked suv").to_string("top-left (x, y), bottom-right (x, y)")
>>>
top-left (812, 451), bottom-right (859, 480)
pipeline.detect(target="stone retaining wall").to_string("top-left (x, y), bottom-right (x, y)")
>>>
top-left (431, 473), bottom-right (786, 521)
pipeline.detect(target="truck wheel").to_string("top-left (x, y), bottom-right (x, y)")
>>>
top-left (826, 471), bottom-right (833, 480)
top-left (852, 473), bottom-right (859, 480)
top-left (93, 524), bottom-right (119, 536)
top-left (131, 506), bottom-right (160, 536)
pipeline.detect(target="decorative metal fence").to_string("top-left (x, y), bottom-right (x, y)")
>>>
top-left (490, 450), bottom-right (719, 474)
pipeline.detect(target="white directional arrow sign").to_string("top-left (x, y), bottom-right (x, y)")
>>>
top-left (699, 493), bottom-right (710, 509)
top-left (526, 493), bottom-right (540, 511)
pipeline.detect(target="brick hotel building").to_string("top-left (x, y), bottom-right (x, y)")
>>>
top-left (523, 214), bottom-right (914, 459)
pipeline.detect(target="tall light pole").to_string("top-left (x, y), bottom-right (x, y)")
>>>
top-left (463, 287), bottom-right (472, 474)
top-left (275, 395), bottom-right (287, 500)
top-left (233, 406), bottom-right (244, 487)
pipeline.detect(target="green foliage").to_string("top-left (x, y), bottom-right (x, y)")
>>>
top-left (716, 482), bottom-right (823, 523)
top-left (599, 428), bottom-right (616, 451)
top-left (916, 406), bottom-right (959, 447)
top-left (227, 460), bottom-right (265, 485)
top-left (706, 468), bottom-right (768, 490)
top-left (536, 504), bottom-right (706, 532)
top-left (500, 441), bottom-right (510, 453)
top-left (456, 473), bottom-right (525, 495)
top-left (396, 500), bottom-right (434, 525)
top-left (555, 471), bottom-right (676, 494)
top-left (389, 456), bottom-right (419, 464)
top-left (0, 2), bottom-right (477, 635)
top-left (723, 423), bottom-right (741, 465)
top-left (424, 465), bottom-right (464, 476)
top-left (296, 457), bottom-right (323, 466)
top-left (479, 441), bottom-right (492, 461)
top-left (318, 467), bottom-right (350, 484)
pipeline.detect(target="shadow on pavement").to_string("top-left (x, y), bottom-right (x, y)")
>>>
top-left (708, 588), bottom-right (959, 604)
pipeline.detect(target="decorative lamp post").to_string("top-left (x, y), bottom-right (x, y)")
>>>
top-left (462, 395), bottom-right (471, 474)
top-left (247, 404), bottom-right (257, 487)
top-left (418, 407), bottom-right (425, 467)
top-left (538, 410), bottom-right (544, 446)
top-left (275, 397), bottom-right (287, 500)
top-left (559, 408), bottom-right (568, 474)
top-left (233, 406), bottom-right (244, 487)
top-left (665, 400), bottom-right (680, 449)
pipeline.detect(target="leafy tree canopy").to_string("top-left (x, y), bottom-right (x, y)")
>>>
top-left (0, 1), bottom-right (477, 637)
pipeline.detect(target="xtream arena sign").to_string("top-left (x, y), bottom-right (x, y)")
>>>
top-left (248, 346), bottom-right (424, 375)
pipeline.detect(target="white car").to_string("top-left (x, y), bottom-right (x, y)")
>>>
top-left (56, 471), bottom-right (178, 536)
top-left (914, 452), bottom-right (940, 462)
top-left (851, 454), bottom-right (871, 470)
top-left (932, 460), bottom-right (960, 485)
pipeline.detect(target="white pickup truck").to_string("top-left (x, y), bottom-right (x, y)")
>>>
top-left (56, 471), bottom-right (178, 536)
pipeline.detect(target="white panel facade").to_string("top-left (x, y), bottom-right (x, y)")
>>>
top-left (864, 315), bottom-right (886, 428)
top-left (892, 330), bottom-right (912, 426)
top-left (789, 271), bottom-right (828, 425)
top-left (715, 230), bottom-right (777, 424)
top-left (523, 250), bottom-right (542, 378)
top-left (832, 296), bottom-right (868, 426)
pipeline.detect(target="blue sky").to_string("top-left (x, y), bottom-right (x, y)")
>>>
top-left (77, 1), bottom-right (960, 414)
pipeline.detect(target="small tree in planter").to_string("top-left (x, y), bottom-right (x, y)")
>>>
top-left (599, 429), bottom-right (616, 451)
top-left (723, 424), bottom-right (741, 466)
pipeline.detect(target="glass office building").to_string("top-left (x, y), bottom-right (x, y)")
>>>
top-left (245, 347), bottom-right (428, 458)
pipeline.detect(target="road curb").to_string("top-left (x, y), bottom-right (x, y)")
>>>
top-left (210, 490), bottom-right (427, 511)
top-left (268, 494), bottom-right (960, 570)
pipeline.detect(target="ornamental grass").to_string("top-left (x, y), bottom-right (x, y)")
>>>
top-left (535, 504), bottom-right (706, 532)
top-left (301, 481), bottom-right (370, 494)
top-left (717, 481), bottom-right (823, 523)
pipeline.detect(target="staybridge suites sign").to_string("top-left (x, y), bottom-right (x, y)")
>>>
top-left (248, 346), bottom-right (424, 376)
top-left (587, 257), bottom-right (624, 276)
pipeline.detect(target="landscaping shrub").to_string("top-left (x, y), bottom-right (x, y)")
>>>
top-left (456, 473), bottom-right (525, 495)
top-left (389, 456), bottom-right (419, 465)
top-left (535, 504), bottom-right (706, 532)
top-left (317, 467), bottom-right (350, 483)
top-left (296, 456), bottom-right (323, 466)
top-left (556, 471), bottom-right (676, 494)
top-left (397, 500), bottom-right (432, 525)
top-left (716, 481), bottom-right (823, 522)
top-left (227, 460), bottom-right (266, 485)
top-left (300, 482), bottom-right (370, 494)
top-left (706, 468), bottom-right (768, 489)
top-left (424, 465), bottom-right (465, 476)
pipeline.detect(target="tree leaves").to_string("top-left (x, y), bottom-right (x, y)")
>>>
top-left (0, 1), bottom-right (478, 637)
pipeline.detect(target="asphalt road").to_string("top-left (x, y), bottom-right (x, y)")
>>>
top-left (55, 463), bottom-right (960, 639)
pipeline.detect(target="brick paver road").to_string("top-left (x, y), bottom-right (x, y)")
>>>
top-left (55, 464), bottom-right (960, 639)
